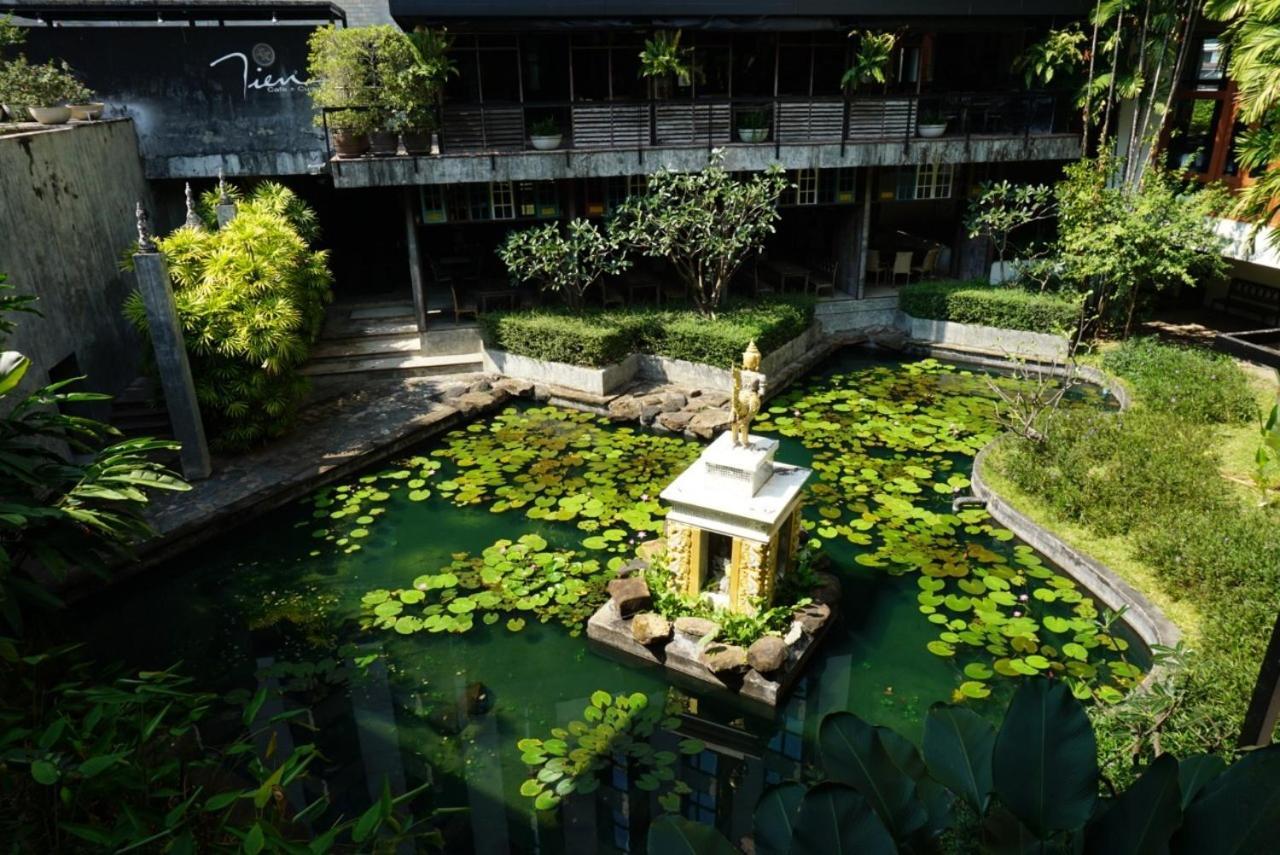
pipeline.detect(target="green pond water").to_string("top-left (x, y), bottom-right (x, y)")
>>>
top-left (78, 350), bottom-right (1145, 852)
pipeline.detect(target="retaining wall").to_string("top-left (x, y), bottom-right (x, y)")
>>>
top-left (905, 314), bottom-right (1071, 361)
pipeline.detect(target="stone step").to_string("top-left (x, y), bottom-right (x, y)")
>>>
top-left (300, 351), bottom-right (483, 380)
top-left (310, 332), bottom-right (423, 361)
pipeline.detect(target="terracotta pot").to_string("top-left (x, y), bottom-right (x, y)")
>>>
top-left (402, 130), bottom-right (432, 155)
top-left (331, 130), bottom-right (370, 158)
top-left (368, 131), bottom-right (399, 155)
top-left (28, 106), bottom-right (71, 125)
top-left (69, 103), bottom-right (104, 121)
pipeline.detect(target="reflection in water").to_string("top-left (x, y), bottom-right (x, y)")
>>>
top-left (77, 350), bottom-right (1139, 852)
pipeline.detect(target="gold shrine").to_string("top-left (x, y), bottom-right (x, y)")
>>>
top-left (658, 344), bottom-right (812, 615)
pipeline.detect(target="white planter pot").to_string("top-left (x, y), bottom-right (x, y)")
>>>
top-left (29, 106), bottom-right (71, 125)
top-left (737, 127), bottom-right (768, 143)
top-left (918, 123), bottom-right (947, 138)
top-left (69, 103), bottom-right (104, 121)
top-left (530, 134), bottom-right (562, 151)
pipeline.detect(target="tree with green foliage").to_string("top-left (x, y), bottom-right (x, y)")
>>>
top-left (497, 218), bottom-right (631, 311)
top-left (125, 183), bottom-right (333, 451)
top-left (646, 678), bottom-right (1280, 853)
top-left (612, 150), bottom-right (789, 316)
top-left (1205, 0), bottom-right (1280, 251)
top-left (1053, 155), bottom-right (1228, 336)
top-left (964, 180), bottom-right (1058, 270)
top-left (0, 275), bottom-right (188, 634)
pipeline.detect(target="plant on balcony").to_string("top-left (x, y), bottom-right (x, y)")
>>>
top-left (529, 115), bottom-right (562, 150)
top-left (307, 24), bottom-right (396, 154)
top-left (842, 30), bottom-right (897, 93)
top-left (384, 26), bottom-right (455, 154)
top-left (612, 149), bottom-right (789, 317)
top-left (498, 218), bottom-right (630, 311)
top-left (0, 56), bottom-right (91, 124)
top-left (736, 108), bottom-right (769, 143)
top-left (124, 183), bottom-right (333, 451)
top-left (639, 29), bottom-right (694, 96)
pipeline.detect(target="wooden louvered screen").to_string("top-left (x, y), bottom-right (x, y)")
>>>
top-left (845, 99), bottom-right (917, 141)
top-left (653, 103), bottom-right (732, 146)
top-left (441, 105), bottom-right (523, 151)
top-left (571, 103), bottom-right (650, 148)
top-left (776, 100), bottom-right (844, 142)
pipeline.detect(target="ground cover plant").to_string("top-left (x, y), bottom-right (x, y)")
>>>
top-left (124, 182), bottom-right (333, 451)
top-left (899, 280), bottom-right (1082, 336)
top-left (647, 678), bottom-right (1280, 854)
top-left (479, 298), bottom-right (813, 368)
top-left (991, 338), bottom-right (1280, 769)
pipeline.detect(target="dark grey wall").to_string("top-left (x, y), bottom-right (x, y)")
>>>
top-left (23, 25), bottom-right (326, 178)
top-left (0, 120), bottom-right (153, 399)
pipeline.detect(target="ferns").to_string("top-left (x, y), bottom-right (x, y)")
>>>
top-left (127, 184), bottom-right (333, 451)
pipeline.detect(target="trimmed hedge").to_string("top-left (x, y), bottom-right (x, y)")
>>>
top-left (900, 280), bottom-right (1082, 335)
top-left (1101, 337), bottom-right (1257, 425)
top-left (479, 299), bottom-right (814, 369)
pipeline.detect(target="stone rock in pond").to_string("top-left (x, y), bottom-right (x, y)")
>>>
top-left (532, 384), bottom-right (551, 402)
top-left (607, 577), bottom-right (652, 618)
top-left (674, 616), bottom-right (719, 640)
top-left (616, 558), bottom-right (649, 579)
top-left (810, 572), bottom-right (842, 606)
top-left (439, 383), bottom-right (468, 400)
top-left (456, 392), bottom-right (496, 414)
top-left (640, 403), bottom-right (664, 425)
top-left (687, 409), bottom-right (731, 439)
top-left (632, 612), bottom-right (672, 646)
top-left (608, 395), bottom-right (642, 421)
top-left (699, 390), bottom-right (731, 408)
top-left (702, 643), bottom-right (749, 676)
top-left (794, 602), bottom-right (831, 636)
top-left (636, 539), bottom-right (666, 562)
top-left (495, 378), bottom-right (534, 397)
top-left (656, 411), bottom-right (694, 432)
top-left (662, 392), bottom-right (687, 412)
top-left (748, 636), bottom-right (788, 674)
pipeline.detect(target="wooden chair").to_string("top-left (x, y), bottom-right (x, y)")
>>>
top-left (911, 247), bottom-right (941, 281)
top-left (865, 251), bottom-right (886, 285)
top-left (450, 283), bottom-right (478, 323)
top-left (892, 251), bottom-right (914, 285)
top-left (809, 260), bottom-right (838, 299)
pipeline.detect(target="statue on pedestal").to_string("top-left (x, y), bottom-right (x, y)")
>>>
top-left (730, 341), bottom-right (764, 448)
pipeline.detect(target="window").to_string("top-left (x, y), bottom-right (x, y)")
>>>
top-left (419, 186), bottom-right (447, 224)
top-left (794, 168), bottom-right (819, 205)
top-left (835, 167), bottom-right (856, 203)
top-left (627, 174), bottom-right (647, 198)
top-left (913, 163), bottom-right (953, 200)
top-left (490, 181), bottom-right (515, 219)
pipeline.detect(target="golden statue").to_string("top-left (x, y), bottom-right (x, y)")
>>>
top-left (731, 342), bottom-right (764, 448)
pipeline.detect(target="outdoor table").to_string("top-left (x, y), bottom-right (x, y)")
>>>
top-left (764, 259), bottom-right (810, 293)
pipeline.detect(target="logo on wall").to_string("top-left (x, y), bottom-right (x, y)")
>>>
top-left (210, 43), bottom-right (311, 98)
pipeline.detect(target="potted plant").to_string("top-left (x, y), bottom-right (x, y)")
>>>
top-left (736, 108), bottom-right (769, 143)
top-left (530, 115), bottom-right (562, 151)
top-left (308, 24), bottom-right (393, 158)
top-left (639, 29), bottom-right (693, 99)
top-left (842, 30), bottom-right (897, 94)
top-left (918, 109), bottom-right (948, 138)
top-left (385, 26), bottom-right (455, 155)
top-left (23, 60), bottom-right (90, 125)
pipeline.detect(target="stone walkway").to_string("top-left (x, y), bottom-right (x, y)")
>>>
top-left (134, 372), bottom-right (506, 569)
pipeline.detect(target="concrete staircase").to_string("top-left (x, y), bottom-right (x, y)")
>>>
top-left (109, 377), bottom-right (173, 440)
top-left (302, 301), bottom-right (484, 389)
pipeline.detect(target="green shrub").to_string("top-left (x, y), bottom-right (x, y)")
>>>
top-left (900, 279), bottom-right (1082, 335)
top-left (480, 299), bottom-right (813, 368)
top-left (125, 183), bottom-right (332, 451)
top-left (1102, 337), bottom-right (1256, 425)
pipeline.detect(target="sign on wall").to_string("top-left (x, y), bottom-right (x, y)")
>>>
top-left (24, 25), bottom-right (325, 178)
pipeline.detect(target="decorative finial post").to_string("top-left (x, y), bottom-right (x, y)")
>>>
top-left (742, 340), bottom-right (762, 372)
top-left (184, 182), bottom-right (202, 229)
top-left (136, 201), bottom-right (156, 252)
top-left (217, 168), bottom-right (230, 205)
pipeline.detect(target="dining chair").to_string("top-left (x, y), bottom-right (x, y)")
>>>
top-left (450, 283), bottom-right (478, 324)
top-left (892, 251), bottom-right (914, 285)
top-left (809, 260), bottom-right (838, 299)
top-left (911, 247), bottom-right (941, 281)
top-left (865, 251), bottom-right (886, 285)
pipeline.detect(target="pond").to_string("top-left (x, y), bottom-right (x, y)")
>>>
top-left (79, 349), bottom-right (1145, 852)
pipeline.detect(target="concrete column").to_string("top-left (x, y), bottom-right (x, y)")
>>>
top-left (403, 188), bottom-right (428, 333)
top-left (836, 168), bottom-right (874, 299)
top-left (133, 203), bottom-right (211, 480)
top-left (665, 521), bottom-right (697, 596)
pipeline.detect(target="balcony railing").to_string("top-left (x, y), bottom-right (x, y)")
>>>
top-left (437, 91), bottom-right (1071, 155)
top-left (322, 90), bottom-right (1073, 161)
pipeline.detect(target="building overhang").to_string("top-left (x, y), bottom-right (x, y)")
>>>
top-left (0, 0), bottom-right (346, 25)
top-left (328, 134), bottom-right (1083, 189)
